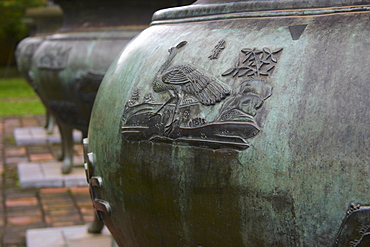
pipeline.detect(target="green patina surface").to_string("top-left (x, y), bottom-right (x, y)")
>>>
top-left (87, 3), bottom-right (369, 246)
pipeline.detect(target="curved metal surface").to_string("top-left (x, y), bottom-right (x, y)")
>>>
top-left (87, 1), bottom-right (369, 246)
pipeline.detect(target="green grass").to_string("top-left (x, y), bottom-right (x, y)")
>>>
top-left (0, 77), bottom-right (37, 98)
top-left (0, 76), bottom-right (45, 116)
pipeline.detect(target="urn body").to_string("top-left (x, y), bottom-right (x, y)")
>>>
top-left (87, 1), bottom-right (370, 246)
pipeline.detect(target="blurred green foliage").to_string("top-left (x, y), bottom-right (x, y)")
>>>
top-left (0, 0), bottom-right (45, 40)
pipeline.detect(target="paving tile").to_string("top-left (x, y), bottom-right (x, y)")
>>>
top-left (43, 198), bottom-right (74, 206)
top-left (17, 162), bottom-right (62, 188)
top-left (4, 118), bottom-right (21, 129)
top-left (2, 115), bottom-right (105, 246)
top-left (82, 215), bottom-right (95, 222)
top-left (39, 187), bottom-right (69, 194)
top-left (14, 127), bottom-right (82, 146)
top-left (29, 153), bottom-right (54, 162)
top-left (26, 227), bottom-right (65, 247)
top-left (63, 225), bottom-right (112, 247)
top-left (79, 207), bottom-right (94, 214)
top-left (68, 235), bottom-right (112, 247)
top-left (5, 197), bottom-right (38, 207)
top-left (2, 234), bottom-right (25, 246)
top-left (5, 157), bottom-right (28, 164)
top-left (65, 225), bottom-right (110, 236)
top-left (5, 147), bottom-right (27, 157)
top-left (69, 187), bottom-right (89, 193)
top-left (40, 189), bottom-right (79, 225)
top-left (42, 204), bottom-right (77, 212)
top-left (49, 208), bottom-right (80, 216)
top-left (17, 162), bottom-right (86, 188)
top-left (17, 162), bottom-right (44, 181)
top-left (76, 201), bottom-right (94, 210)
top-left (40, 194), bottom-right (72, 202)
top-left (51, 221), bottom-right (81, 227)
top-left (65, 180), bottom-right (88, 188)
top-left (20, 117), bottom-right (40, 127)
top-left (48, 214), bottom-right (81, 223)
top-left (41, 162), bottom-right (68, 178)
top-left (7, 206), bottom-right (42, 217)
top-left (22, 178), bottom-right (64, 188)
top-left (4, 188), bottom-right (38, 200)
top-left (27, 145), bottom-right (51, 154)
top-left (7, 216), bottom-right (43, 226)
top-left (44, 215), bottom-right (52, 224)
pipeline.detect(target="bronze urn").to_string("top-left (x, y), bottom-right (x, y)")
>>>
top-left (85, 0), bottom-right (370, 246)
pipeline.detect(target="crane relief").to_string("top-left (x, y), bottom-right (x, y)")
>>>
top-left (121, 41), bottom-right (283, 150)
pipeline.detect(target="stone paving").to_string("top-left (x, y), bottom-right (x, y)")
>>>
top-left (27, 225), bottom-right (112, 247)
top-left (17, 159), bottom-right (86, 189)
top-left (0, 115), bottom-right (111, 247)
top-left (13, 127), bottom-right (82, 146)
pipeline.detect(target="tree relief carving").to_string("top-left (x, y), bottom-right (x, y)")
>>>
top-left (121, 41), bottom-right (283, 150)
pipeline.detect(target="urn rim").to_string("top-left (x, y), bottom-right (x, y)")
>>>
top-left (152, 0), bottom-right (370, 23)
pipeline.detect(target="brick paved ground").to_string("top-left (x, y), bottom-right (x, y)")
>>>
top-left (0, 115), bottom-right (95, 247)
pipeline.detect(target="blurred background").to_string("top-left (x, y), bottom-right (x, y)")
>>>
top-left (0, 0), bottom-right (49, 77)
top-left (0, 0), bottom-right (50, 118)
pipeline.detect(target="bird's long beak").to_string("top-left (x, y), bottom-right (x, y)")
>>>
top-left (168, 41), bottom-right (187, 55)
top-left (176, 41), bottom-right (187, 49)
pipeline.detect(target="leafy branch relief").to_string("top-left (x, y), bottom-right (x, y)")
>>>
top-left (222, 47), bottom-right (283, 78)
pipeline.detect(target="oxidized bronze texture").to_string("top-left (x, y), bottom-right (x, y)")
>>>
top-left (86, 0), bottom-right (370, 246)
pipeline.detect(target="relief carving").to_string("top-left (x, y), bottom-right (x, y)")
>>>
top-left (350, 225), bottom-right (370, 247)
top-left (38, 46), bottom-right (71, 70)
top-left (333, 203), bottom-right (370, 247)
top-left (222, 47), bottom-right (283, 78)
top-left (209, 40), bottom-right (225, 60)
top-left (121, 41), bottom-right (283, 150)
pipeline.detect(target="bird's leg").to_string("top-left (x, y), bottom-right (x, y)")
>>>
top-left (151, 95), bottom-right (175, 118)
top-left (151, 89), bottom-right (177, 119)
top-left (165, 91), bottom-right (183, 135)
